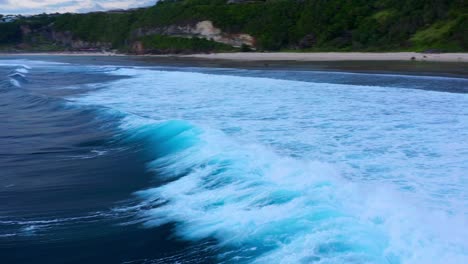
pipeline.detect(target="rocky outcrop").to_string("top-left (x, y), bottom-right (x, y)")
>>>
top-left (12, 23), bottom-right (112, 51)
top-left (131, 41), bottom-right (144, 54)
top-left (132, 20), bottom-right (255, 48)
top-left (299, 33), bottom-right (316, 49)
top-left (10, 19), bottom-right (252, 54)
top-left (51, 31), bottom-right (111, 50)
top-left (20, 25), bottom-right (32, 35)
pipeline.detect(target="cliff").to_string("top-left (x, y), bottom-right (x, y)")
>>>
top-left (0, 0), bottom-right (466, 53)
top-left (131, 20), bottom-right (255, 54)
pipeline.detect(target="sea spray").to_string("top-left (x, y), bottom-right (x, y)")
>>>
top-left (0, 61), bottom-right (458, 263)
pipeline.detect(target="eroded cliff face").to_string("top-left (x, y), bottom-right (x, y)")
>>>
top-left (9, 20), bottom-right (253, 54)
top-left (131, 20), bottom-right (255, 53)
top-left (14, 24), bottom-right (112, 52)
top-left (50, 31), bottom-right (111, 50)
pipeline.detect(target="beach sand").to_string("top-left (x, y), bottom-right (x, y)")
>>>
top-left (1, 52), bottom-right (467, 62)
top-left (179, 52), bottom-right (468, 63)
top-left (1, 52), bottom-right (468, 77)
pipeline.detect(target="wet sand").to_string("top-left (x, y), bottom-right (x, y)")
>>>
top-left (1, 53), bottom-right (468, 78)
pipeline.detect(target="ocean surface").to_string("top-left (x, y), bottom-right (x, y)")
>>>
top-left (0, 57), bottom-right (467, 264)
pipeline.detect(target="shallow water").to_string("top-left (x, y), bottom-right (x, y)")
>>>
top-left (0, 57), bottom-right (467, 263)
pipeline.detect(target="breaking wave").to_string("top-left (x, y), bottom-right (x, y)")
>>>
top-left (66, 67), bottom-right (468, 264)
top-left (1, 60), bottom-right (466, 264)
top-left (104, 116), bottom-right (464, 264)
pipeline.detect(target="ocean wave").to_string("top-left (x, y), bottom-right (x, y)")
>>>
top-left (106, 117), bottom-right (464, 264)
top-left (1, 60), bottom-right (464, 263)
top-left (3, 64), bottom-right (32, 88)
top-left (0, 59), bottom-right (67, 68)
top-left (65, 66), bottom-right (468, 264)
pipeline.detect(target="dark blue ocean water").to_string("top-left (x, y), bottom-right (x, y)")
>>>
top-left (0, 57), bottom-right (467, 264)
top-left (0, 59), bottom-right (219, 263)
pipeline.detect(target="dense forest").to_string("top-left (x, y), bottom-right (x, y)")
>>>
top-left (0, 0), bottom-right (467, 53)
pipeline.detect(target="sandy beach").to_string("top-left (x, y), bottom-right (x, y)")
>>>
top-left (1, 52), bottom-right (468, 63)
top-left (2, 52), bottom-right (468, 77)
top-left (180, 52), bottom-right (468, 63)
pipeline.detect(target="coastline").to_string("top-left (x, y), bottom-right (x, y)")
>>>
top-left (1, 52), bottom-right (468, 78)
top-left (178, 52), bottom-right (468, 63)
top-left (0, 51), bottom-right (122, 57)
top-left (1, 51), bottom-right (467, 62)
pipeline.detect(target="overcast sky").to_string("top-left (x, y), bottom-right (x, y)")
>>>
top-left (0, 0), bottom-right (156, 15)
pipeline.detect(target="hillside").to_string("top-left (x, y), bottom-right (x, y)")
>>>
top-left (0, 0), bottom-right (467, 53)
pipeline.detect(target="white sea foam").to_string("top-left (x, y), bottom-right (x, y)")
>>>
top-left (70, 67), bottom-right (468, 263)
top-left (0, 213), bottom-right (113, 238)
top-left (0, 59), bottom-right (66, 68)
top-left (15, 67), bottom-right (29, 74)
top-left (9, 78), bottom-right (21, 87)
top-left (0, 233), bottom-right (17, 238)
top-left (8, 72), bottom-right (26, 78)
top-left (2, 62), bottom-right (33, 87)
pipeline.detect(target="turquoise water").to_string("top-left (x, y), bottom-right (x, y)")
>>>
top-left (1, 58), bottom-right (467, 263)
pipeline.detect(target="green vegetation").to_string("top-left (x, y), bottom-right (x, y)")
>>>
top-left (0, 0), bottom-right (466, 53)
top-left (54, 12), bottom-right (137, 48)
top-left (140, 34), bottom-right (235, 53)
top-left (411, 17), bottom-right (467, 50)
top-left (0, 23), bottom-right (21, 44)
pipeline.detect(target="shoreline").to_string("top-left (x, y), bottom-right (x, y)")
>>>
top-left (1, 51), bottom-right (468, 62)
top-left (0, 51), bottom-right (122, 57)
top-left (179, 52), bottom-right (468, 63)
top-left (1, 52), bottom-right (468, 78)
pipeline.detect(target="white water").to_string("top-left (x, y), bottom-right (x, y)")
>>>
top-left (70, 67), bottom-right (468, 263)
